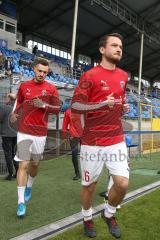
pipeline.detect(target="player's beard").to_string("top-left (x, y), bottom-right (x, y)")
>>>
top-left (105, 54), bottom-right (121, 65)
top-left (35, 76), bottom-right (44, 83)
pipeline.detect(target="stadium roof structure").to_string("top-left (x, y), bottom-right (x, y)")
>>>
top-left (11, 0), bottom-right (160, 83)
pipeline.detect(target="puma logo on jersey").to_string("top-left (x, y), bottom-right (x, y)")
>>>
top-left (100, 80), bottom-right (109, 90)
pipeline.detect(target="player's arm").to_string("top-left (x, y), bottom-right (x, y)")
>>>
top-left (72, 93), bottom-right (116, 113)
top-left (71, 73), bottom-right (116, 114)
top-left (44, 95), bottom-right (61, 115)
top-left (33, 87), bottom-right (61, 115)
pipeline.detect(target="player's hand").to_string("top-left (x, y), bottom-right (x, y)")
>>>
top-left (10, 113), bottom-right (19, 123)
top-left (107, 93), bottom-right (115, 108)
top-left (33, 97), bottom-right (45, 108)
top-left (123, 103), bottom-right (130, 113)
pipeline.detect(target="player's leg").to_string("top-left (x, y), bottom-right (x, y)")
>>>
top-left (14, 133), bottom-right (33, 217)
top-left (16, 160), bottom-right (29, 217)
top-left (102, 141), bottom-right (129, 238)
top-left (24, 160), bottom-right (40, 202)
top-left (16, 160), bottom-right (30, 217)
top-left (80, 145), bottom-right (104, 238)
top-left (107, 174), bottom-right (121, 209)
top-left (99, 173), bottom-right (121, 208)
top-left (25, 135), bottom-right (46, 202)
top-left (16, 160), bottom-right (30, 200)
top-left (108, 175), bottom-right (128, 207)
top-left (81, 182), bottom-right (97, 213)
top-left (81, 182), bottom-right (97, 238)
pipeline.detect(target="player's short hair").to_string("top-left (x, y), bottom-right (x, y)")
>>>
top-left (99, 33), bottom-right (123, 48)
top-left (34, 57), bottom-right (49, 67)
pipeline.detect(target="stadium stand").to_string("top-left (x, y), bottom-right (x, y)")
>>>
top-left (2, 45), bottom-right (160, 119)
top-left (0, 47), bottom-right (81, 85)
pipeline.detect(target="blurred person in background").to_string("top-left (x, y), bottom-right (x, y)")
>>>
top-left (0, 93), bottom-right (18, 180)
top-left (62, 108), bottom-right (81, 180)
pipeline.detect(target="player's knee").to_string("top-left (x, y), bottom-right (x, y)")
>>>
top-left (31, 161), bottom-right (39, 168)
top-left (85, 182), bottom-right (97, 193)
top-left (19, 161), bottom-right (29, 171)
top-left (115, 178), bottom-right (128, 193)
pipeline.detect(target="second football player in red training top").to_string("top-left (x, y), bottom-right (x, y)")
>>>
top-left (11, 58), bottom-right (61, 217)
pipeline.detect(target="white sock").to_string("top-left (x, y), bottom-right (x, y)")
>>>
top-left (17, 186), bottom-right (25, 204)
top-left (26, 175), bottom-right (35, 188)
top-left (82, 207), bottom-right (92, 221)
top-left (104, 203), bottom-right (116, 218)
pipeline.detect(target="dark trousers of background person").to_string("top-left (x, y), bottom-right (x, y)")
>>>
top-left (2, 136), bottom-right (18, 178)
top-left (69, 137), bottom-right (80, 180)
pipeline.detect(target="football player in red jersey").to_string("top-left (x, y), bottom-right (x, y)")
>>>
top-left (71, 33), bottom-right (130, 238)
top-left (11, 58), bottom-right (61, 217)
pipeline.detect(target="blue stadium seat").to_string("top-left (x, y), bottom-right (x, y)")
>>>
top-left (61, 103), bottom-right (70, 112)
top-left (73, 79), bottom-right (78, 85)
top-left (125, 135), bottom-right (138, 157)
